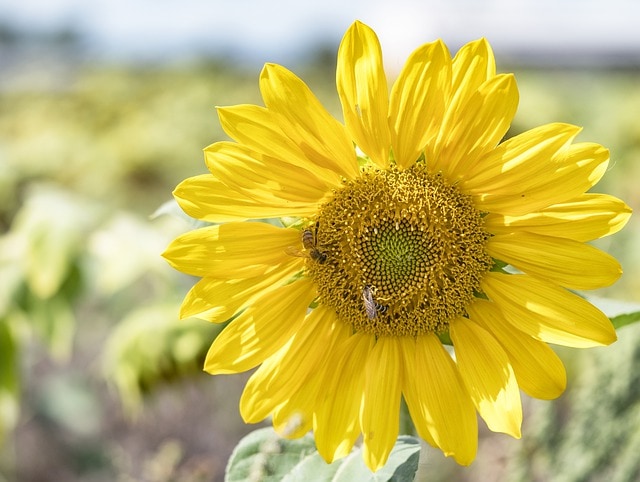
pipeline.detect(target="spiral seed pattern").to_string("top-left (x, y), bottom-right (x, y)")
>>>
top-left (307, 164), bottom-right (492, 337)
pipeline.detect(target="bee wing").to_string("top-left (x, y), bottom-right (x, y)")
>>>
top-left (362, 287), bottom-right (377, 319)
top-left (285, 246), bottom-right (307, 258)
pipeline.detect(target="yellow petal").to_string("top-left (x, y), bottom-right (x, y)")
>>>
top-left (239, 304), bottom-right (336, 424)
top-left (450, 317), bottom-right (522, 438)
top-left (205, 141), bottom-right (327, 199)
top-left (204, 277), bottom-right (316, 374)
top-left (215, 106), bottom-right (343, 188)
top-left (258, 305), bottom-right (337, 406)
top-left (314, 331), bottom-right (373, 463)
top-left (174, 174), bottom-right (317, 223)
top-left (337, 21), bottom-right (391, 168)
top-left (474, 141), bottom-right (610, 215)
top-left (361, 337), bottom-right (403, 471)
top-left (162, 222), bottom-right (301, 279)
top-left (239, 339), bottom-right (292, 423)
top-left (259, 63), bottom-right (359, 180)
top-left (426, 38), bottom-right (496, 166)
top-left (402, 334), bottom-right (478, 465)
top-left (484, 193), bottom-right (632, 242)
top-left (272, 388), bottom-right (315, 439)
top-left (398, 337), bottom-right (437, 446)
top-left (217, 103), bottom-right (299, 157)
top-left (450, 38), bottom-right (496, 105)
top-left (482, 272), bottom-right (617, 348)
top-left (486, 231), bottom-right (622, 290)
top-left (389, 40), bottom-right (451, 169)
top-left (272, 309), bottom-right (350, 440)
top-left (180, 261), bottom-right (303, 322)
top-left (432, 74), bottom-right (519, 179)
top-left (461, 123), bottom-right (581, 191)
top-left (468, 299), bottom-right (567, 400)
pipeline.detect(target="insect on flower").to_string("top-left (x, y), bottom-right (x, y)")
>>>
top-left (287, 221), bottom-right (327, 263)
top-left (362, 285), bottom-right (388, 319)
top-left (362, 285), bottom-right (377, 319)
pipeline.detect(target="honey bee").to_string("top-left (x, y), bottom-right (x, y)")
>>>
top-left (363, 286), bottom-right (388, 319)
top-left (286, 222), bottom-right (327, 263)
top-left (363, 286), bottom-right (377, 319)
top-left (301, 228), bottom-right (315, 250)
top-left (302, 223), bottom-right (327, 263)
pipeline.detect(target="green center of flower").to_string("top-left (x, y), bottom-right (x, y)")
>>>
top-left (304, 164), bottom-right (492, 337)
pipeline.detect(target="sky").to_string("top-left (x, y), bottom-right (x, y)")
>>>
top-left (1, 0), bottom-right (640, 67)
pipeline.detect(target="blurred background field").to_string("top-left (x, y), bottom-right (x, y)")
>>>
top-left (1, 1), bottom-right (640, 481)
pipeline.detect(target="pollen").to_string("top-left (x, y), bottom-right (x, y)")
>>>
top-left (306, 164), bottom-right (492, 337)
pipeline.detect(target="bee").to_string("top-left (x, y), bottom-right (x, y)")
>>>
top-left (301, 228), bottom-right (315, 250)
top-left (302, 223), bottom-right (327, 263)
top-left (363, 286), bottom-right (377, 319)
top-left (286, 222), bottom-right (327, 263)
top-left (363, 286), bottom-right (388, 319)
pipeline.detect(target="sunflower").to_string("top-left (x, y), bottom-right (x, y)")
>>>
top-left (163, 21), bottom-right (631, 471)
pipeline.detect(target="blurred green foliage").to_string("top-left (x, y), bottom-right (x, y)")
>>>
top-left (0, 56), bottom-right (638, 481)
top-left (506, 323), bottom-right (640, 482)
top-left (0, 60), bottom-right (268, 479)
top-left (102, 303), bottom-right (223, 413)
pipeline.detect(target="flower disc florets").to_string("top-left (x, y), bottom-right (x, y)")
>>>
top-left (306, 163), bottom-right (492, 337)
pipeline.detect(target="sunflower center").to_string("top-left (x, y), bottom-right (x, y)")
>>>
top-left (305, 164), bottom-right (492, 337)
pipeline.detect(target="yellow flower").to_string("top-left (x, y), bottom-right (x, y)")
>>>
top-left (163, 21), bottom-right (631, 471)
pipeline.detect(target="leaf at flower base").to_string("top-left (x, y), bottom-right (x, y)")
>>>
top-left (225, 427), bottom-right (420, 482)
top-left (225, 427), bottom-right (317, 482)
top-left (329, 436), bottom-right (420, 482)
top-left (281, 450), bottom-right (342, 482)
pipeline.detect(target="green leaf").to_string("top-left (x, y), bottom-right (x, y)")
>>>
top-left (281, 451), bottom-right (341, 481)
top-left (13, 184), bottom-right (101, 299)
top-left (584, 296), bottom-right (640, 330)
top-left (27, 292), bottom-right (77, 360)
top-left (610, 311), bottom-right (640, 330)
top-left (102, 303), bottom-right (222, 413)
top-left (330, 436), bottom-right (420, 482)
top-left (225, 428), bottom-right (317, 482)
top-left (0, 237), bottom-right (24, 317)
top-left (89, 211), bottom-right (182, 295)
top-left (0, 318), bottom-right (20, 445)
top-left (225, 427), bottom-right (420, 482)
